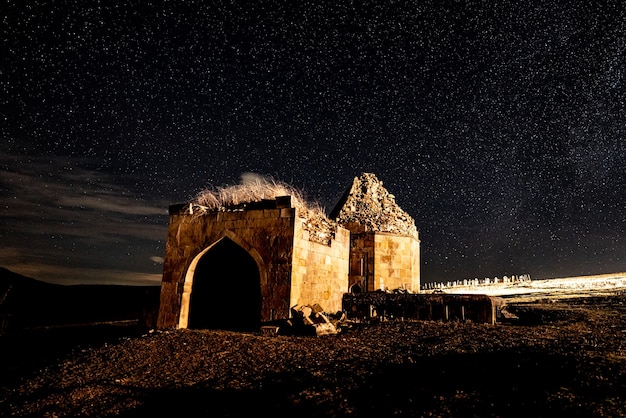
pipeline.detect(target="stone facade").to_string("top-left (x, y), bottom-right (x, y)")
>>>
top-left (290, 214), bottom-right (351, 313)
top-left (157, 173), bottom-right (420, 330)
top-left (157, 198), bottom-right (303, 330)
top-left (346, 231), bottom-right (420, 293)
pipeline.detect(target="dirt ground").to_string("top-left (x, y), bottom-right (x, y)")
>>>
top-left (1, 294), bottom-right (625, 417)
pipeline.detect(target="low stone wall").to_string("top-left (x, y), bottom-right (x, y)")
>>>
top-left (342, 292), bottom-right (497, 325)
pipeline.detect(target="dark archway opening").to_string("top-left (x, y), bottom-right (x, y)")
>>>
top-left (188, 238), bottom-right (261, 331)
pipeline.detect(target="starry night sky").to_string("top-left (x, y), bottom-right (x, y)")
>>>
top-left (2, 0), bottom-right (625, 285)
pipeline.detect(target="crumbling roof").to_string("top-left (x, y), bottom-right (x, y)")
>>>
top-left (188, 174), bottom-right (338, 246)
top-left (191, 174), bottom-right (324, 215)
top-left (188, 172), bottom-right (418, 240)
top-left (329, 173), bottom-right (418, 238)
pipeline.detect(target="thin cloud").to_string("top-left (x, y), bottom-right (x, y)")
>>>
top-left (5, 262), bottom-right (162, 286)
top-left (0, 152), bottom-right (169, 284)
top-left (59, 195), bottom-right (167, 216)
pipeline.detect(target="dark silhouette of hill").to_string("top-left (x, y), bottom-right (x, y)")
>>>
top-left (0, 267), bottom-right (160, 332)
top-left (0, 267), bottom-right (161, 385)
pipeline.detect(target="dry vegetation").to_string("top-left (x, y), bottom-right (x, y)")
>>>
top-left (1, 295), bottom-right (625, 417)
top-left (192, 173), bottom-right (325, 216)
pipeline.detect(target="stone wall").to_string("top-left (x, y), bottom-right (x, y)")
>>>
top-left (347, 232), bottom-right (420, 294)
top-left (343, 292), bottom-right (497, 325)
top-left (290, 214), bottom-right (350, 313)
top-left (157, 202), bottom-right (296, 329)
top-left (373, 233), bottom-right (420, 292)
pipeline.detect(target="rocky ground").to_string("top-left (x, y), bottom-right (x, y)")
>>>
top-left (1, 295), bottom-right (626, 417)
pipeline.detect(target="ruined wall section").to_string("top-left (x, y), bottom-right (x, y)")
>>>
top-left (343, 293), bottom-right (497, 325)
top-left (330, 173), bottom-right (419, 239)
top-left (348, 231), bottom-right (420, 293)
top-left (373, 233), bottom-right (420, 292)
top-left (291, 211), bottom-right (350, 314)
top-left (332, 173), bottom-right (421, 293)
top-left (157, 203), bottom-right (296, 328)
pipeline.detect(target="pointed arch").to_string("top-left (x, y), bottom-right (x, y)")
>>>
top-left (178, 231), bottom-right (265, 330)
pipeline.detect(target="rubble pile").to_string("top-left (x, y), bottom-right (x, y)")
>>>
top-left (263, 304), bottom-right (347, 336)
top-left (300, 211), bottom-right (338, 246)
top-left (331, 173), bottom-right (418, 238)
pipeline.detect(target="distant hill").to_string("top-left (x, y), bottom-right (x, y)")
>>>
top-left (0, 267), bottom-right (161, 335)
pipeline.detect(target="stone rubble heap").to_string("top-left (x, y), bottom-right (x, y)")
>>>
top-left (261, 304), bottom-right (346, 336)
top-left (331, 173), bottom-right (418, 238)
top-left (301, 211), bottom-right (338, 246)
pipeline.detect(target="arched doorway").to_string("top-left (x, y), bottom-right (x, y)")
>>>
top-left (187, 238), bottom-right (261, 331)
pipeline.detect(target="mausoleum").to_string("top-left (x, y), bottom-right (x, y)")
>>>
top-left (156, 173), bottom-right (420, 331)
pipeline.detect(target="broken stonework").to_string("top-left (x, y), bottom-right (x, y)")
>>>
top-left (301, 211), bottom-right (338, 246)
top-left (330, 173), bottom-right (418, 238)
top-left (277, 304), bottom-right (344, 336)
top-left (157, 172), bottom-right (420, 331)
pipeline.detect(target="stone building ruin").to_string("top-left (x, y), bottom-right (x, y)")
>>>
top-left (156, 173), bottom-right (421, 331)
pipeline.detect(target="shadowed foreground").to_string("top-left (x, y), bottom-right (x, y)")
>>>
top-left (1, 295), bottom-right (625, 417)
